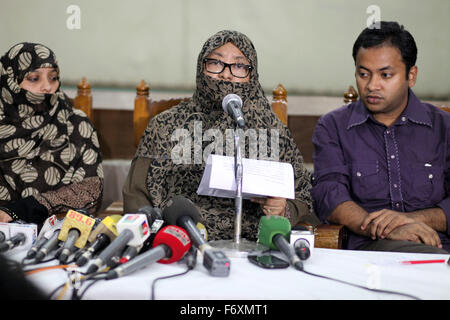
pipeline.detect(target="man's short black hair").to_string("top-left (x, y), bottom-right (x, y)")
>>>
top-left (352, 21), bottom-right (417, 77)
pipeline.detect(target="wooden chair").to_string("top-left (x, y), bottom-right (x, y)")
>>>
top-left (344, 85), bottom-right (358, 104)
top-left (134, 80), bottom-right (190, 147)
top-left (71, 77), bottom-right (94, 122)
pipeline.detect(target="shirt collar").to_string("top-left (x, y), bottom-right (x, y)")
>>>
top-left (346, 89), bottom-right (432, 130)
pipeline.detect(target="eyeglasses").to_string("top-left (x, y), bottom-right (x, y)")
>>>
top-left (203, 58), bottom-right (252, 78)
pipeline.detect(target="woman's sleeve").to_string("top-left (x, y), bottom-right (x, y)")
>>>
top-left (122, 157), bottom-right (154, 213)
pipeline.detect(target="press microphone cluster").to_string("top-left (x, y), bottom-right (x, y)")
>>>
top-left (106, 225), bottom-right (191, 279)
top-left (163, 195), bottom-right (230, 277)
top-left (76, 215), bottom-right (122, 266)
top-left (86, 207), bottom-right (156, 274)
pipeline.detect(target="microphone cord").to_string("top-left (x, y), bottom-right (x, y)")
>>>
top-left (150, 267), bottom-right (191, 300)
top-left (299, 268), bottom-right (421, 300)
top-left (150, 247), bottom-right (197, 300)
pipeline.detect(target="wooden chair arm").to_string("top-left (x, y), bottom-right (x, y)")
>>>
top-left (297, 223), bottom-right (346, 249)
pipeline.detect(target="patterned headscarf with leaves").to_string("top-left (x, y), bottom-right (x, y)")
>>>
top-left (0, 42), bottom-right (103, 206)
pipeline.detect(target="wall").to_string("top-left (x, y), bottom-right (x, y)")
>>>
top-left (1, 0), bottom-right (449, 99)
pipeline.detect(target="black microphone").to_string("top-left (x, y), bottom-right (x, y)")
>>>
top-left (163, 195), bottom-right (230, 277)
top-left (76, 215), bottom-right (122, 266)
top-left (0, 233), bottom-right (26, 252)
top-left (222, 94), bottom-right (245, 128)
top-left (293, 238), bottom-right (311, 261)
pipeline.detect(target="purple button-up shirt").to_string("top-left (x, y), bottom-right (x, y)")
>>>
top-left (311, 89), bottom-right (450, 251)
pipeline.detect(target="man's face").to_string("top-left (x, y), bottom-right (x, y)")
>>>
top-left (355, 45), bottom-right (417, 125)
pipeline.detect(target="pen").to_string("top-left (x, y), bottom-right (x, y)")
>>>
top-left (401, 259), bottom-right (447, 265)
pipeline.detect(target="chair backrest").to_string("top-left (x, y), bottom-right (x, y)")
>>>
top-left (344, 85), bottom-right (358, 104)
top-left (133, 81), bottom-right (289, 147)
top-left (72, 77), bottom-right (94, 122)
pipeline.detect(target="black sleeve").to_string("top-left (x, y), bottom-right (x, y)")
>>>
top-left (0, 196), bottom-right (49, 224)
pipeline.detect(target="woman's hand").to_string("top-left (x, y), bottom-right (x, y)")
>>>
top-left (251, 197), bottom-right (287, 217)
top-left (0, 210), bottom-right (13, 223)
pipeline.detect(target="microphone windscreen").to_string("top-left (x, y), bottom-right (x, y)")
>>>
top-left (258, 216), bottom-right (291, 250)
top-left (152, 225), bottom-right (191, 264)
top-left (138, 206), bottom-right (162, 221)
top-left (163, 196), bottom-right (201, 226)
top-left (222, 94), bottom-right (242, 113)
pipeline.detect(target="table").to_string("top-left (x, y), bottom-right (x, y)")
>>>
top-left (6, 247), bottom-right (450, 301)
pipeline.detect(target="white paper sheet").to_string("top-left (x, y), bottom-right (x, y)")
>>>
top-left (197, 154), bottom-right (295, 199)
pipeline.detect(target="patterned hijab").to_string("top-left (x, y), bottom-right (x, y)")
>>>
top-left (136, 30), bottom-right (312, 241)
top-left (0, 42), bottom-right (102, 205)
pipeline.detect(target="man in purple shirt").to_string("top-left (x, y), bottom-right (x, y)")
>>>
top-left (311, 21), bottom-right (449, 253)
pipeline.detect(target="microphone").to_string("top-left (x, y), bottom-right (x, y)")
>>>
top-left (257, 215), bottom-right (303, 271)
top-left (106, 225), bottom-right (191, 279)
top-left (0, 233), bottom-right (26, 252)
top-left (27, 216), bottom-right (64, 260)
top-left (57, 210), bottom-right (96, 264)
top-left (163, 195), bottom-right (230, 277)
top-left (0, 222), bottom-right (38, 253)
top-left (86, 211), bottom-right (151, 274)
top-left (293, 238), bottom-right (311, 261)
top-left (34, 229), bottom-right (61, 262)
top-left (76, 215), bottom-right (122, 266)
top-left (0, 231), bottom-right (6, 242)
top-left (222, 94), bottom-right (245, 128)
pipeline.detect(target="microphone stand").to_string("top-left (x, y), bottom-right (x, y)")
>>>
top-left (234, 126), bottom-right (243, 244)
top-left (209, 124), bottom-right (264, 257)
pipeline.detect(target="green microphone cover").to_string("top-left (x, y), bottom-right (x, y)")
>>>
top-left (257, 215), bottom-right (291, 250)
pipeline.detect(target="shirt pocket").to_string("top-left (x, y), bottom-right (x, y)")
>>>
top-left (405, 162), bottom-right (444, 204)
top-left (351, 161), bottom-right (383, 201)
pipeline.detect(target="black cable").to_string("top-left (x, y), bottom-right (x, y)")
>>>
top-left (150, 267), bottom-right (191, 300)
top-left (299, 268), bottom-right (421, 300)
top-left (47, 283), bottom-right (66, 300)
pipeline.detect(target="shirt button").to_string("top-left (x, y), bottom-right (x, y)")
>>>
top-left (395, 203), bottom-right (400, 207)
top-left (429, 174), bottom-right (433, 179)
top-left (357, 172), bottom-right (362, 177)
top-left (390, 155), bottom-right (395, 159)
top-left (401, 117), bottom-right (406, 121)
top-left (386, 130), bottom-right (390, 134)
top-left (394, 184), bottom-right (398, 188)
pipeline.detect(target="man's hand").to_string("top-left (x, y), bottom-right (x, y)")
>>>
top-left (251, 197), bottom-right (287, 217)
top-left (386, 222), bottom-right (442, 248)
top-left (0, 210), bottom-right (13, 223)
top-left (361, 209), bottom-right (415, 239)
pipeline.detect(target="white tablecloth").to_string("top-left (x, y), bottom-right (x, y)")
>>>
top-left (7, 247), bottom-right (450, 301)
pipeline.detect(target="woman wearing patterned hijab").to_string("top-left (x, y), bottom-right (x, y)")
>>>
top-left (0, 42), bottom-right (103, 224)
top-left (123, 30), bottom-right (318, 241)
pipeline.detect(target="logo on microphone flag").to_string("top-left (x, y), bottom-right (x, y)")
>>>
top-left (141, 220), bottom-right (149, 236)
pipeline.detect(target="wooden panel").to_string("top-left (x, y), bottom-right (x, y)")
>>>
top-left (288, 115), bottom-right (320, 164)
top-left (93, 109), bottom-right (135, 159)
top-left (91, 110), bottom-right (319, 162)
